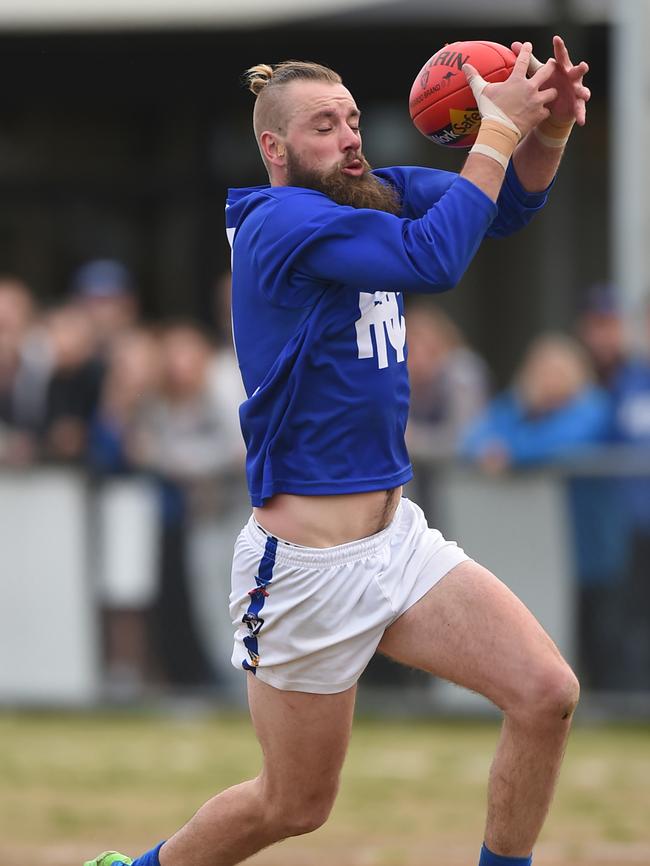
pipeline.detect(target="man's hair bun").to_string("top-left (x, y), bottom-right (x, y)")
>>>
top-left (244, 61), bottom-right (342, 98)
top-left (245, 64), bottom-right (275, 96)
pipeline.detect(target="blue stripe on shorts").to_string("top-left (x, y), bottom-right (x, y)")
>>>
top-left (241, 534), bottom-right (278, 673)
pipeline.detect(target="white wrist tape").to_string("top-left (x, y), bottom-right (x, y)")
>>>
top-left (470, 118), bottom-right (520, 171)
top-left (533, 116), bottom-right (575, 148)
top-left (526, 50), bottom-right (575, 147)
top-left (466, 70), bottom-right (522, 138)
top-left (471, 143), bottom-right (510, 170)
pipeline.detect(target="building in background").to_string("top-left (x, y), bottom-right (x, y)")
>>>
top-left (0, 0), bottom-right (616, 382)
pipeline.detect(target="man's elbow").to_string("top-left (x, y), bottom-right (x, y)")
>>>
top-left (434, 258), bottom-right (466, 292)
top-left (408, 259), bottom-right (465, 294)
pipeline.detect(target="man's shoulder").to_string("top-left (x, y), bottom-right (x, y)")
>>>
top-left (373, 165), bottom-right (458, 187)
top-left (264, 186), bottom-right (341, 218)
top-left (227, 184), bottom-right (334, 207)
top-left (227, 184), bottom-right (338, 234)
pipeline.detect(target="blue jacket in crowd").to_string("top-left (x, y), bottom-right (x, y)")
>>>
top-left (459, 386), bottom-right (611, 466)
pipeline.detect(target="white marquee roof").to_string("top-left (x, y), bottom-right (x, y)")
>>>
top-left (0, 0), bottom-right (611, 32)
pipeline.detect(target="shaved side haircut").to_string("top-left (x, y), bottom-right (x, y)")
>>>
top-left (244, 61), bottom-right (343, 165)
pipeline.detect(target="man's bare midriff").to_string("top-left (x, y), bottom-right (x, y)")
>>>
top-left (253, 486), bottom-right (402, 548)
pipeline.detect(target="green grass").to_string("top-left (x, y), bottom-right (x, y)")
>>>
top-left (0, 711), bottom-right (649, 866)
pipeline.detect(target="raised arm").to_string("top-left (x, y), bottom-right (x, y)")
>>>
top-left (460, 42), bottom-right (558, 202)
top-left (511, 35), bottom-right (591, 192)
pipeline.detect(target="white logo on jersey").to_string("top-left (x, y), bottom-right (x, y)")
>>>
top-left (355, 291), bottom-right (406, 370)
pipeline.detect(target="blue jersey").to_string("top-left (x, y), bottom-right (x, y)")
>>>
top-left (226, 164), bottom-right (549, 506)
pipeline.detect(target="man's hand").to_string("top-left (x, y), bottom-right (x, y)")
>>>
top-left (460, 42), bottom-right (558, 195)
top-left (463, 42), bottom-right (558, 140)
top-left (512, 35), bottom-right (590, 126)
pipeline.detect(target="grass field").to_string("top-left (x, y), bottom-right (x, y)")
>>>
top-left (1, 710), bottom-right (649, 866)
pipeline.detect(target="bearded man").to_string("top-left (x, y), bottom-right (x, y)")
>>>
top-left (88, 37), bottom-right (590, 866)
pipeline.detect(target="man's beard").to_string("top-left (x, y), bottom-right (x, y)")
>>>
top-left (285, 149), bottom-right (402, 215)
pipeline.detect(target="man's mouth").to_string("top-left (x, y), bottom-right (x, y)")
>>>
top-left (341, 158), bottom-right (365, 176)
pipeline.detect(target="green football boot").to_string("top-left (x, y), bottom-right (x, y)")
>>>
top-left (84, 852), bottom-right (133, 866)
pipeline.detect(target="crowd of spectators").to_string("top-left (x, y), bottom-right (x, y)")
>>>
top-left (0, 262), bottom-right (246, 697)
top-left (2, 267), bottom-right (649, 695)
top-left (576, 286), bottom-right (650, 691)
top-left (0, 262), bottom-right (244, 473)
top-left (405, 287), bottom-right (650, 692)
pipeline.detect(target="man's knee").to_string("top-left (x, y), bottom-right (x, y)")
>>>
top-left (512, 656), bottom-right (580, 725)
top-left (269, 784), bottom-right (338, 838)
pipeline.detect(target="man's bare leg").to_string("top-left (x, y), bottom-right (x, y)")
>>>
top-left (378, 560), bottom-right (579, 858)
top-left (159, 676), bottom-right (357, 866)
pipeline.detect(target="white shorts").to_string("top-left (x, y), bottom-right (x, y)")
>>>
top-left (229, 497), bottom-right (470, 694)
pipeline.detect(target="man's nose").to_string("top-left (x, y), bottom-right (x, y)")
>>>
top-left (341, 127), bottom-right (361, 150)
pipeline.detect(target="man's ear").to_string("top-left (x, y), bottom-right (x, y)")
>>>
top-left (261, 132), bottom-right (286, 164)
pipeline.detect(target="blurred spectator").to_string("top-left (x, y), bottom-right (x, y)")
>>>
top-left (460, 333), bottom-right (610, 472)
top-left (567, 471), bottom-right (629, 692)
top-left (0, 276), bottom-right (46, 466)
top-left (573, 286), bottom-right (650, 689)
top-left (406, 301), bottom-right (489, 460)
top-left (33, 259), bottom-right (138, 465)
top-left (609, 298), bottom-right (650, 497)
top-left (71, 258), bottom-right (139, 356)
top-left (609, 299), bottom-right (650, 688)
top-left (213, 271), bottom-right (235, 348)
top-left (130, 322), bottom-right (244, 485)
top-left (460, 333), bottom-right (619, 690)
top-left (128, 322), bottom-right (245, 688)
top-left (86, 328), bottom-right (163, 699)
top-left (41, 304), bottom-right (103, 463)
top-left (576, 282), bottom-right (627, 388)
top-left (0, 276), bottom-right (34, 375)
top-left (88, 327), bottom-right (162, 474)
top-left (211, 271), bottom-right (244, 446)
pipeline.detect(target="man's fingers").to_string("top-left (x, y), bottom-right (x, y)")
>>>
top-left (512, 41), bottom-right (533, 78)
top-left (567, 61), bottom-right (589, 80)
top-left (530, 58), bottom-right (557, 88)
top-left (462, 61), bottom-right (478, 81)
top-left (510, 41), bottom-right (543, 75)
top-left (553, 35), bottom-right (573, 69)
top-left (539, 87), bottom-right (559, 106)
top-left (462, 62), bottom-right (487, 98)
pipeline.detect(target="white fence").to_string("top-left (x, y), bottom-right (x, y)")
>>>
top-left (0, 470), bottom-right (98, 704)
top-left (0, 465), bottom-right (592, 707)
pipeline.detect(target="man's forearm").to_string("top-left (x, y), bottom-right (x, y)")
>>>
top-left (460, 151), bottom-right (510, 204)
top-left (511, 129), bottom-right (567, 193)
